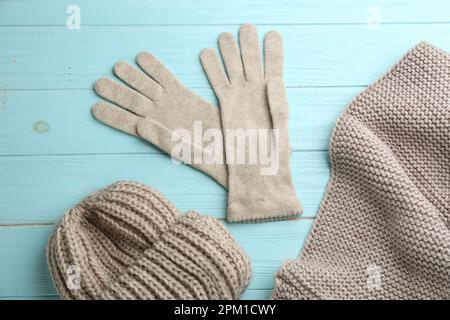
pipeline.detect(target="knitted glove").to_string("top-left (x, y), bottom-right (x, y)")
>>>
top-left (92, 53), bottom-right (228, 187)
top-left (92, 24), bottom-right (302, 222)
top-left (200, 24), bottom-right (302, 222)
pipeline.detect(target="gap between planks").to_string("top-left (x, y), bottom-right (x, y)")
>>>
top-left (0, 149), bottom-right (324, 158)
top-left (2, 22), bottom-right (450, 27)
top-left (0, 216), bottom-right (316, 228)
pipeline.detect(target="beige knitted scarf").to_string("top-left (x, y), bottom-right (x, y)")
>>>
top-left (273, 42), bottom-right (450, 299)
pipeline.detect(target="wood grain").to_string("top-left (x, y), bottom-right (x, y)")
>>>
top-left (1, 25), bottom-right (450, 90)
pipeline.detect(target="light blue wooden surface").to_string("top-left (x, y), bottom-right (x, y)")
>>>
top-left (1, 0), bottom-right (449, 300)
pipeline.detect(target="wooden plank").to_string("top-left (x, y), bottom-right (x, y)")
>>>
top-left (1, 0), bottom-right (449, 25)
top-left (0, 226), bottom-right (55, 298)
top-left (0, 152), bottom-right (329, 223)
top-left (1, 24), bottom-right (450, 90)
top-left (0, 220), bottom-right (312, 298)
top-left (0, 87), bottom-right (356, 155)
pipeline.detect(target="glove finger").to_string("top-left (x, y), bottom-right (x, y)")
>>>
top-left (137, 118), bottom-right (183, 156)
top-left (137, 118), bottom-right (229, 188)
top-left (92, 102), bottom-right (141, 136)
top-left (94, 77), bottom-right (156, 117)
top-left (136, 52), bottom-right (178, 88)
top-left (200, 48), bottom-right (230, 96)
top-left (114, 61), bottom-right (163, 102)
top-left (267, 77), bottom-right (289, 130)
top-left (239, 24), bottom-right (263, 82)
top-left (218, 32), bottom-right (245, 83)
top-left (264, 31), bottom-right (284, 80)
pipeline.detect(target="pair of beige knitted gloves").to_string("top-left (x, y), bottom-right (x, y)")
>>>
top-left (92, 24), bottom-right (302, 222)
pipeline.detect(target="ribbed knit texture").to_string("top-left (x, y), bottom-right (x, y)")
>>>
top-left (273, 42), bottom-right (450, 300)
top-left (47, 181), bottom-right (252, 300)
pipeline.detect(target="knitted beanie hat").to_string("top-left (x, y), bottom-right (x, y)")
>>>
top-left (273, 43), bottom-right (450, 299)
top-left (47, 181), bottom-right (252, 300)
